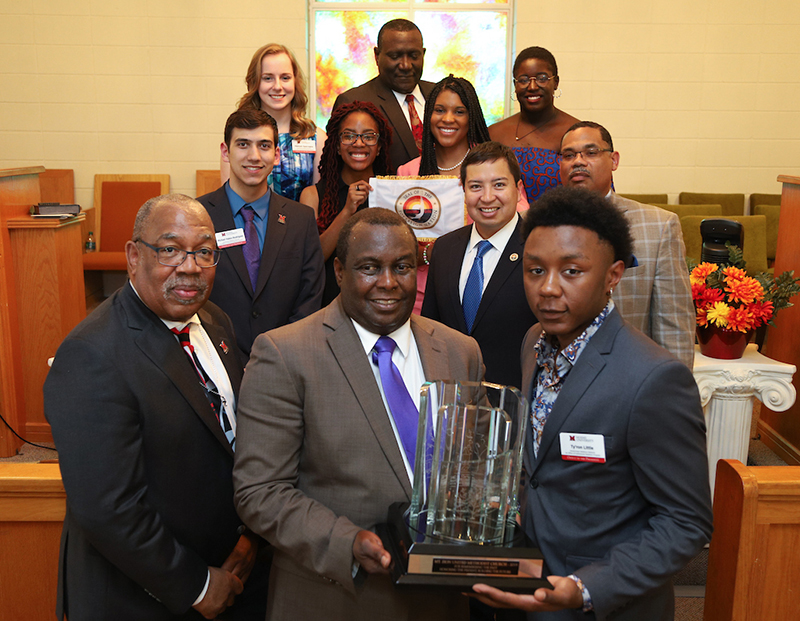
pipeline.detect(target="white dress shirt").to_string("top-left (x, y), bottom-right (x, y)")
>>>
top-left (391, 84), bottom-right (426, 129)
top-left (352, 318), bottom-right (425, 483)
top-left (458, 214), bottom-right (520, 302)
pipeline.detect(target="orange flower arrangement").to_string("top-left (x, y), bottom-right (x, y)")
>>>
top-left (689, 244), bottom-right (800, 333)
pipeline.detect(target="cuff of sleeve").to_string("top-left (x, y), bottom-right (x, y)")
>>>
top-left (192, 570), bottom-right (211, 607)
top-left (567, 574), bottom-right (593, 612)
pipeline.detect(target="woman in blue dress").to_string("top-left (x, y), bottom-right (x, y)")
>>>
top-left (489, 47), bottom-right (578, 203)
top-left (221, 43), bottom-right (326, 202)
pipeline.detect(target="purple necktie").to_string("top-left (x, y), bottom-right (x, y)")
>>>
top-left (372, 336), bottom-right (421, 471)
top-left (241, 205), bottom-right (260, 292)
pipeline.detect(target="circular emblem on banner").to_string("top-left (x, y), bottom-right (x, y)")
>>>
top-left (395, 187), bottom-right (441, 230)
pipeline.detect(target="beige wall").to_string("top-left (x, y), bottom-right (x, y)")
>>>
top-left (1, 0), bottom-right (799, 209)
top-left (516, 0), bottom-right (800, 200)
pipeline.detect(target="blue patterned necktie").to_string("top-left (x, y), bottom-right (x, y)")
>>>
top-left (241, 205), bottom-right (260, 292)
top-left (462, 240), bottom-right (493, 333)
top-left (372, 336), bottom-right (421, 472)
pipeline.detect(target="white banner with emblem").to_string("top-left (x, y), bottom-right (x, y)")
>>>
top-left (368, 176), bottom-right (467, 242)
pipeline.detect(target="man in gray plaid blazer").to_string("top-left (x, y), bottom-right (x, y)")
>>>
top-left (559, 121), bottom-right (695, 367)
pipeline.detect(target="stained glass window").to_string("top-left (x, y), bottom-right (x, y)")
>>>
top-left (311, 1), bottom-right (512, 129)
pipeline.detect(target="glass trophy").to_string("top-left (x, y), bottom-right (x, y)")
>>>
top-left (377, 381), bottom-right (549, 592)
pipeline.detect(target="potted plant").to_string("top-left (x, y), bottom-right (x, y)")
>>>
top-left (689, 243), bottom-right (800, 359)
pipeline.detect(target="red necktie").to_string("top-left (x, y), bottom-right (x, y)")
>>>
top-left (405, 94), bottom-right (423, 153)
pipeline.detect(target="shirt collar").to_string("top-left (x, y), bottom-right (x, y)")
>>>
top-left (393, 84), bottom-right (425, 109)
top-left (467, 213), bottom-right (519, 254)
top-left (352, 318), bottom-right (413, 360)
top-left (224, 180), bottom-right (271, 221)
top-left (534, 299), bottom-right (615, 369)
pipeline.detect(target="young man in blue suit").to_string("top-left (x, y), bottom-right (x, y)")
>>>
top-left (197, 109), bottom-right (324, 363)
top-left (422, 141), bottom-right (536, 389)
top-left (472, 187), bottom-right (712, 620)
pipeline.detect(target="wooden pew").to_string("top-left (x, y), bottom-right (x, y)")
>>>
top-left (0, 463), bottom-right (65, 621)
top-left (704, 459), bottom-right (800, 620)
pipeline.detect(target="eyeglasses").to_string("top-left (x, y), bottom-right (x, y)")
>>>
top-left (560, 147), bottom-right (613, 162)
top-left (513, 74), bottom-right (556, 88)
top-left (340, 131), bottom-right (380, 146)
top-left (135, 239), bottom-right (221, 268)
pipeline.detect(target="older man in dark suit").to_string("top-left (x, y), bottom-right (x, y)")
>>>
top-left (422, 141), bottom-right (536, 389)
top-left (332, 19), bottom-right (435, 172)
top-left (197, 109), bottom-right (324, 363)
top-left (472, 187), bottom-right (712, 620)
top-left (233, 208), bottom-right (483, 620)
top-left (45, 194), bottom-right (266, 620)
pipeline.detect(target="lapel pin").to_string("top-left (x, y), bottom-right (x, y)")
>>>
top-left (220, 341), bottom-right (229, 354)
top-left (278, 214), bottom-right (286, 224)
top-left (509, 253), bottom-right (519, 262)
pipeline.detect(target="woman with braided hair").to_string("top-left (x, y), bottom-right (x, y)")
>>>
top-left (299, 101), bottom-right (393, 306)
top-left (398, 75), bottom-right (527, 312)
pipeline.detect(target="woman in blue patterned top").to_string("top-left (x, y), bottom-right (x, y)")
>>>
top-left (221, 43), bottom-right (326, 202)
top-left (489, 47), bottom-right (578, 203)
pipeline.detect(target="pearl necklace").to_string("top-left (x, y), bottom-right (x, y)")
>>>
top-left (437, 148), bottom-right (470, 172)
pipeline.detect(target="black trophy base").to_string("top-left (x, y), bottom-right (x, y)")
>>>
top-left (376, 502), bottom-right (551, 593)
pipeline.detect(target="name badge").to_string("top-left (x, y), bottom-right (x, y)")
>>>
top-left (559, 433), bottom-right (606, 463)
top-left (216, 228), bottom-right (246, 248)
top-left (292, 138), bottom-right (316, 154)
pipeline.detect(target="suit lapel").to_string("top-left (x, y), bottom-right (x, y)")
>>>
top-left (254, 193), bottom-right (288, 298)
top-left (206, 187), bottom-right (254, 296)
top-left (442, 228), bottom-right (471, 333)
top-left (412, 315), bottom-right (452, 385)
top-left (199, 309), bottom-right (243, 400)
top-left (473, 219), bottom-right (524, 330)
top-left (530, 311), bottom-right (622, 474)
top-left (324, 301), bottom-right (413, 496)
top-left (373, 79), bottom-right (418, 161)
top-left (121, 286), bottom-right (235, 456)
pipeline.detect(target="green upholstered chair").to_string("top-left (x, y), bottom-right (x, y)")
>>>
top-left (749, 193), bottom-right (781, 211)
top-left (680, 215), bottom-right (768, 276)
top-left (752, 205), bottom-right (781, 271)
top-left (653, 204), bottom-right (723, 219)
top-left (679, 192), bottom-right (745, 217)
top-left (618, 193), bottom-right (669, 205)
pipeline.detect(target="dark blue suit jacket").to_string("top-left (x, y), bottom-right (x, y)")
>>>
top-left (197, 186), bottom-right (324, 363)
top-left (520, 309), bottom-right (712, 620)
top-left (421, 218), bottom-right (536, 389)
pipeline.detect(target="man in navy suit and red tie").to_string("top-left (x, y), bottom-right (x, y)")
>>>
top-left (197, 109), bottom-right (324, 363)
top-left (45, 194), bottom-right (268, 620)
top-left (332, 18), bottom-right (435, 172)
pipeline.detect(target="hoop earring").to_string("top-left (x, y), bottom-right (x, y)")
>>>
top-left (511, 90), bottom-right (517, 102)
top-left (554, 88), bottom-right (562, 99)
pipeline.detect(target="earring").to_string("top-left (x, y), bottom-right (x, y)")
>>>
top-left (554, 88), bottom-right (562, 99)
top-left (511, 90), bottom-right (517, 102)
top-left (607, 288), bottom-right (614, 297)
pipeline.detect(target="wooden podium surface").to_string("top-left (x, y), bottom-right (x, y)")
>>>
top-left (0, 462), bottom-right (64, 621)
top-left (760, 175), bottom-right (800, 464)
top-left (0, 166), bottom-right (86, 455)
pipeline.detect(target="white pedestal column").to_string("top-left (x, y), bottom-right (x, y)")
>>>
top-left (693, 343), bottom-right (796, 495)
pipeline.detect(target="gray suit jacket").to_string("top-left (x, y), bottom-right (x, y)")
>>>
top-left (233, 298), bottom-right (484, 620)
top-left (609, 193), bottom-right (695, 368)
top-left (520, 309), bottom-right (712, 620)
top-left (333, 76), bottom-right (436, 172)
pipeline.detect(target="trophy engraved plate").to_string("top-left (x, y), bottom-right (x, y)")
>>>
top-left (378, 381), bottom-right (550, 592)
